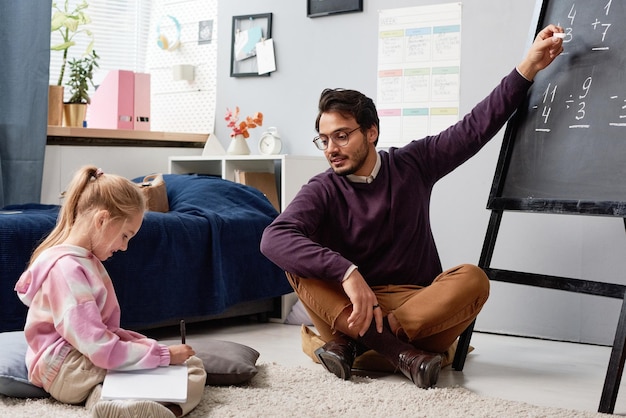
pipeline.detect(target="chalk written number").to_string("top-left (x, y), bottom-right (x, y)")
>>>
top-left (575, 77), bottom-right (593, 121)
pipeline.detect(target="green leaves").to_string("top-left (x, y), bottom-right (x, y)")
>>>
top-left (65, 50), bottom-right (100, 104)
top-left (51, 41), bottom-right (75, 52)
top-left (50, 1), bottom-right (92, 42)
top-left (51, 0), bottom-right (94, 86)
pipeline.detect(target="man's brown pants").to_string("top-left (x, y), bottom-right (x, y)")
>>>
top-left (286, 264), bottom-right (489, 353)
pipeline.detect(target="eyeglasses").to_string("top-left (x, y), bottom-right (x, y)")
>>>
top-left (312, 126), bottom-right (361, 150)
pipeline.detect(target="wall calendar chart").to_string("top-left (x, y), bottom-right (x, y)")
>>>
top-left (376, 3), bottom-right (462, 149)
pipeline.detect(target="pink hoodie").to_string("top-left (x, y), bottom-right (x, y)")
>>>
top-left (15, 245), bottom-right (170, 389)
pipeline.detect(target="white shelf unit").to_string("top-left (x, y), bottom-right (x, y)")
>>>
top-left (168, 154), bottom-right (328, 322)
top-left (168, 154), bottom-right (328, 211)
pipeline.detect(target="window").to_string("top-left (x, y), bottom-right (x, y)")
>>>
top-left (49, 0), bottom-right (218, 133)
top-left (49, 0), bottom-right (152, 94)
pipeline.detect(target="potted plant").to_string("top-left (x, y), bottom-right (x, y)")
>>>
top-left (49, 0), bottom-right (94, 126)
top-left (63, 50), bottom-right (99, 127)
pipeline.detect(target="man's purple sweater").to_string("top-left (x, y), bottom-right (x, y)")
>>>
top-left (261, 69), bottom-right (532, 287)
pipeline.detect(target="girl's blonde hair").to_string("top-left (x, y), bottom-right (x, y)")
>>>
top-left (29, 165), bottom-right (146, 265)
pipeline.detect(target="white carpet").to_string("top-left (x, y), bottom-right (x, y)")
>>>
top-left (0, 362), bottom-right (614, 417)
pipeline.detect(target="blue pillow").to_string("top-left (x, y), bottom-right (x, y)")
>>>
top-left (0, 331), bottom-right (49, 398)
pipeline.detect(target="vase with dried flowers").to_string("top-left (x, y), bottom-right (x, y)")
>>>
top-left (225, 107), bottom-right (264, 155)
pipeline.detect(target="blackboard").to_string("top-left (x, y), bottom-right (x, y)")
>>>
top-left (490, 0), bottom-right (626, 216)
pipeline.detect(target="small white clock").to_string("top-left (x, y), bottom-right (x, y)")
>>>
top-left (258, 127), bottom-right (282, 155)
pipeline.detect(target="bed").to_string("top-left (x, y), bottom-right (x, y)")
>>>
top-left (0, 174), bottom-right (292, 333)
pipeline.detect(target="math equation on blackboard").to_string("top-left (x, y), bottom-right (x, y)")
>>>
top-left (527, 0), bottom-right (625, 133)
top-left (501, 0), bottom-right (626, 204)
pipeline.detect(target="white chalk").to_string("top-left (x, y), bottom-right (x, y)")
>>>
top-left (553, 33), bottom-right (565, 39)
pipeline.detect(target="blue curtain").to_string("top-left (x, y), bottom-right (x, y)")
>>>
top-left (0, 2), bottom-right (51, 207)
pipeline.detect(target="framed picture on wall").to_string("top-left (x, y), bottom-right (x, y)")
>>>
top-left (307, 0), bottom-right (363, 18)
top-left (230, 13), bottom-right (272, 77)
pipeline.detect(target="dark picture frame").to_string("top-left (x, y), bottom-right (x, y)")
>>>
top-left (307, 0), bottom-right (363, 18)
top-left (230, 13), bottom-right (272, 77)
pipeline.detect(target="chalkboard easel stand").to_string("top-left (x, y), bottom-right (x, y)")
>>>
top-left (452, 210), bottom-right (626, 414)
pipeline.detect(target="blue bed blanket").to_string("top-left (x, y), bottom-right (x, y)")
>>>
top-left (0, 174), bottom-right (291, 332)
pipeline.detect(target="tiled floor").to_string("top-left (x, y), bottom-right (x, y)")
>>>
top-left (148, 318), bottom-right (626, 416)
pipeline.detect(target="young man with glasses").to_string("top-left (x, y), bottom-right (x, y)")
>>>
top-left (261, 24), bottom-right (564, 388)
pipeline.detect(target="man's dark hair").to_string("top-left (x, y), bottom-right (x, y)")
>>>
top-left (315, 88), bottom-right (380, 146)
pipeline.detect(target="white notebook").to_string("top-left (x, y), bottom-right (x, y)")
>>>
top-left (101, 365), bottom-right (187, 403)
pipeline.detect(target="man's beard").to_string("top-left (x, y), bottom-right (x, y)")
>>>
top-left (330, 144), bottom-right (369, 176)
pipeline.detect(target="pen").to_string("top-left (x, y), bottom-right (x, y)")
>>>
top-left (180, 319), bottom-right (186, 344)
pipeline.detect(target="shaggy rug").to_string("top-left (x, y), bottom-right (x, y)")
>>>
top-left (0, 362), bottom-right (614, 417)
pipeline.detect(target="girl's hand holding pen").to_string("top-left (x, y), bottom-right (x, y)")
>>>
top-left (168, 319), bottom-right (193, 364)
top-left (168, 344), bottom-right (195, 365)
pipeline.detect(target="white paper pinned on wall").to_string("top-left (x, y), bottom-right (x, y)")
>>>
top-left (256, 39), bottom-right (276, 75)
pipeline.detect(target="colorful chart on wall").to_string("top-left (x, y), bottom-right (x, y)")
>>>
top-left (376, 3), bottom-right (462, 149)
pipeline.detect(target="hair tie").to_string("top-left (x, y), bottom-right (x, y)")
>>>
top-left (94, 168), bottom-right (104, 179)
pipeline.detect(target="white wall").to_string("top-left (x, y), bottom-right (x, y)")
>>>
top-left (215, 0), bottom-right (626, 345)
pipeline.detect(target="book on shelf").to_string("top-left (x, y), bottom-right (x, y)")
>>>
top-left (101, 364), bottom-right (187, 403)
top-left (234, 170), bottom-right (280, 212)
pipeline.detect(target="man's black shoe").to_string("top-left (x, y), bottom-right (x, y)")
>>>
top-left (397, 349), bottom-right (442, 389)
top-left (314, 337), bottom-right (357, 380)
